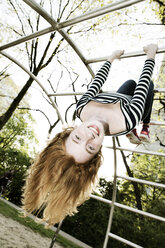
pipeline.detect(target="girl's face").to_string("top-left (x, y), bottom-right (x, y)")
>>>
top-left (65, 120), bottom-right (105, 163)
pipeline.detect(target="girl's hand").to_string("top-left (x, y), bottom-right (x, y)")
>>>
top-left (107, 50), bottom-right (124, 63)
top-left (143, 44), bottom-right (158, 59)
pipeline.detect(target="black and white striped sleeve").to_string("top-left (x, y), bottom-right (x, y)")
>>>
top-left (76, 61), bottom-right (111, 110)
top-left (83, 61), bottom-right (111, 98)
top-left (128, 59), bottom-right (155, 125)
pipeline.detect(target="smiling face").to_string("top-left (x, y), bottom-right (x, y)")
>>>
top-left (65, 120), bottom-right (105, 163)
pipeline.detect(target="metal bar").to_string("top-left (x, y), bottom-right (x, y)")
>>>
top-left (49, 221), bottom-right (63, 248)
top-left (86, 46), bottom-right (165, 64)
top-left (0, 0), bottom-right (144, 59)
top-left (90, 195), bottom-right (165, 222)
top-left (22, 0), bottom-right (57, 28)
top-left (58, 0), bottom-right (145, 29)
top-left (105, 145), bottom-right (165, 157)
top-left (109, 233), bottom-right (143, 248)
top-left (154, 88), bottom-right (165, 93)
top-left (103, 137), bottom-right (117, 248)
top-left (48, 88), bottom-right (165, 96)
top-left (0, 27), bottom-right (54, 51)
top-left (0, 50), bottom-right (64, 124)
top-left (57, 29), bottom-right (95, 77)
top-left (0, 0), bottom-right (144, 52)
top-left (91, 194), bottom-right (112, 204)
top-left (114, 202), bottom-right (165, 222)
top-left (149, 121), bottom-right (165, 126)
top-left (117, 175), bottom-right (165, 189)
top-left (22, 0), bottom-right (95, 77)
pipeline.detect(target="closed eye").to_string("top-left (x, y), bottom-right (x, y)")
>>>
top-left (72, 134), bottom-right (80, 143)
top-left (87, 144), bottom-right (95, 154)
top-left (75, 135), bottom-right (80, 140)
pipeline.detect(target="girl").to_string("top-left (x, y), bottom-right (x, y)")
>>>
top-left (22, 44), bottom-right (158, 227)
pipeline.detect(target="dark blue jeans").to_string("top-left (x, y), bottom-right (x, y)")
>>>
top-left (117, 79), bottom-right (154, 124)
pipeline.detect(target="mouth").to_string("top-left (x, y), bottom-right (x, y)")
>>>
top-left (88, 125), bottom-right (100, 136)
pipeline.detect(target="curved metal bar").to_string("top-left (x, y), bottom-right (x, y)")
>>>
top-left (103, 137), bottom-right (117, 248)
top-left (0, 0), bottom-right (144, 52)
top-left (0, 50), bottom-right (64, 124)
top-left (23, 0), bottom-right (58, 28)
top-left (22, 0), bottom-right (95, 77)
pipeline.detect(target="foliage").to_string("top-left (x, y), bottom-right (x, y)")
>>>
top-left (152, 0), bottom-right (165, 24)
top-left (61, 175), bottom-right (165, 248)
top-left (0, 109), bottom-right (38, 153)
top-left (0, 108), bottom-right (37, 205)
top-left (118, 151), bottom-right (165, 218)
top-left (0, 147), bottom-right (31, 205)
top-left (0, 74), bottom-right (38, 205)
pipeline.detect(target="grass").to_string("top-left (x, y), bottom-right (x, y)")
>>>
top-left (0, 199), bottom-right (82, 248)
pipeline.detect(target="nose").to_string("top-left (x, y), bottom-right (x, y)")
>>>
top-left (86, 128), bottom-right (95, 140)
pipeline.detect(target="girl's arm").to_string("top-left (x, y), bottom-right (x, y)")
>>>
top-left (77, 50), bottom-right (124, 101)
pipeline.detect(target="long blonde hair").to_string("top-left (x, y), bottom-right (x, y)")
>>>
top-left (22, 127), bottom-right (102, 227)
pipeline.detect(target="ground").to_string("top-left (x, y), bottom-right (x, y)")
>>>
top-left (0, 213), bottom-right (63, 248)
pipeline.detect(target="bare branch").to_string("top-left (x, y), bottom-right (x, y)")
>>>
top-left (8, 0), bottom-right (26, 36)
top-left (0, 94), bottom-right (14, 99)
top-left (48, 118), bottom-right (60, 136)
top-left (18, 106), bottom-right (52, 126)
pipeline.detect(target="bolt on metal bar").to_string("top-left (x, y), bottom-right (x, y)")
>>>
top-left (117, 175), bottom-right (165, 189)
top-left (105, 145), bottom-right (165, 156)
top-left (0, 51), bottom-right (64, 124)
top-left (108, 233), bottom-right (143, 248)
top-left (103, 137), bottom-right (117, 248)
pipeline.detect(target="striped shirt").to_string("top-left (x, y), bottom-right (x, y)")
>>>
top-left (76, 59), bottom-right (155, 136)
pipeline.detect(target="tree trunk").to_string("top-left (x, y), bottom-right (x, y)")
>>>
top-left (0, 76), bottom-right (34, 130)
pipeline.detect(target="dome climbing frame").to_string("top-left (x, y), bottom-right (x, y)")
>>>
top-left (0, 0), bottom-right (165, 248)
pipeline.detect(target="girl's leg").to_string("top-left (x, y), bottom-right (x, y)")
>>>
top-left (140, 81), bottom-right (154, 142)
top-left (141, 80), bottom-right (154, 124)
top-left (117, 79), bottom-right (136, 96)
top-left (117, 80), bottom-right (141, 144)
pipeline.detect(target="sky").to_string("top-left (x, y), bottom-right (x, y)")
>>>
top-left (0, 0), bottom-right (165, 180)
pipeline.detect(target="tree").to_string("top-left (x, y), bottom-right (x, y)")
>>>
top-left (0, 148), bottom-right (31, 205)
top-left (0, 73), bottom-right (37, 204)
top-left (0, 0), bottom-right (164, 135)
top-left (0, 74), bottom-right (38, 154)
